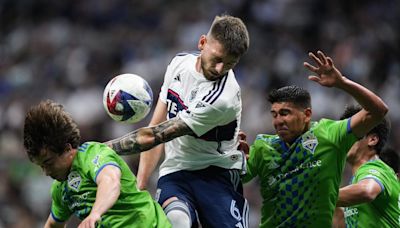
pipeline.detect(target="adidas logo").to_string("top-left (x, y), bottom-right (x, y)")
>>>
top-left (195, 102), bottom-right (206, 108)
top-left (174, 74), bottom-right (181, 81)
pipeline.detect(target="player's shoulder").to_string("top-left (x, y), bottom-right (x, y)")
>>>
top-left (204, 73), bottom-right (240, 106)
top-left (359, 159), bottom-right (392, 173)
top-left (254, 134), bottom-right (280, 145)
top-left (311, 118), bottom-right (349, 133)
top-left (75, 142), bottom-right (113, 163)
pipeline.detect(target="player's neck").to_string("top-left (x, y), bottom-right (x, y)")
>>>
top-left (352, 153), bottom-right (378, 174)
top-left (195, 56), bottom-right (202, 73)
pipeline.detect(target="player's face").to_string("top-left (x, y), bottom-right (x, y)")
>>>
top-left (32, 147), bottom-right (74, 181)
top-left (271, 102), bottom-right (312, 144)
top-left (346, 134), bottom-right (374, 163)
top-left (198, 35), bottom-right (239, 81)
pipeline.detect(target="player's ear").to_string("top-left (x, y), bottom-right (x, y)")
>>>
top-left (304, 107), bottom-right (312, 122)
top-left (198, 35), bottom-right (207, 50)
top-left (366, 133), bottom-right (379, 147)
top-left (64, 143), bottom-right (74, 156)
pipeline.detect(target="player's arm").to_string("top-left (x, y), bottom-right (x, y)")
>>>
top-left (304, 51), bottom-right (388, 138)
top-left (137, 99), bottom-right (167, 190)
top-left (336, 178), bottom-right (382, 207)
top-left (44, 214), bottom-right (66, 228)
top-left (332, 207), bottom-right (345, 228)
top-left (79, 165), bottom-right (121, 227)
top-left (107, 115), bottom-right (194, 155)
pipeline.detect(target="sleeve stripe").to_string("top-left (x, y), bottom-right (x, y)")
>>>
top-left (94, 163), bottom-right (121, 182)
top-left (360, 176), bottom-right (385, 192)
top-left (50, 211), bottom-right (66, 223)
top-left (346, 117), bottom-right (352, 133)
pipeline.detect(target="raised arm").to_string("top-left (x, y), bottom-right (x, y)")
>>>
top-left (107, 116), bottom-right (194, 155)
top-left (304, 51), bottom-right (388, 138)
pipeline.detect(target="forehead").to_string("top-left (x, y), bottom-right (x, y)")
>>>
top-left (207, 37), bottom-right (238, 61)
top-left (271, 102), bottom-right (298, 111)
top-left (31, 148), bottom-right (54, 164)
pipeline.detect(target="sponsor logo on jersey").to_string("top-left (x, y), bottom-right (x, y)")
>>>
top-left (68, 171), bottom-right (82, 192)
top-left (344, 207), bottom-right (358, 217)
top-left (302, 132), bottom-right (318, 154)
top-left (268, 160), bottom-right (322, 186)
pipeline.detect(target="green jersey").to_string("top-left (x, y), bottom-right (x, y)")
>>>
top-left (344, 159), bottom-right (400, 228)
top-left (243, 119), bottom-right (358, 227)
top-left (50, 142), bottom-right (171, 228)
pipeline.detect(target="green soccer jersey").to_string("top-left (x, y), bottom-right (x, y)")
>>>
top-left (344, 159), bottom-right (400, 228)
top-left (243, 119), bottom-right (358, 227)
top-left (50, 142), bottom-right (171, 228)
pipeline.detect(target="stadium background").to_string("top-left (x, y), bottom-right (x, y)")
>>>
top-left (0, 0), bottom-right (399, 227)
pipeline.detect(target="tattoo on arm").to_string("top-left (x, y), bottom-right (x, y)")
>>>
top-left (108, 117), bottom-right (194, 155)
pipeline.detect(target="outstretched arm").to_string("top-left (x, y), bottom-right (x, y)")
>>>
top-left (304, 51), bottom-right (388, 138)
top-left (336, 178), bottom-right (382, 207)
top-left (107, 116), bottom-right (194, 155)
top-left (78, 165), bottom-right (122, 227)
top-left (136, 99), bottom-right (167, 190)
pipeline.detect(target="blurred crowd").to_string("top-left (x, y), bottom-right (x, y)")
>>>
top-left (0, 0), bottom-right (399, 227)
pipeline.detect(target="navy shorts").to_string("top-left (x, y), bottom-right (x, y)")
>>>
top-left (156, 166), bottom-right (249, 228)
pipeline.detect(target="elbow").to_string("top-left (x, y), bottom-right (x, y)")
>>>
top-left (369, 103), bottom-right (388, 122)
top-left (380, 102), bottom-right (389, 117)
top-left (359, 187), bottom-right (378, 202)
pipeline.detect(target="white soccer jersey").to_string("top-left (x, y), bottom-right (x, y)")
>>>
top-left (158, 52), bottom-right (245, 177)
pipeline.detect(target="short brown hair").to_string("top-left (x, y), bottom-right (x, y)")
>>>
top-left (208, 15), bottom-right (250, 57)
top-left (23, 100), bottom-right (81, 160)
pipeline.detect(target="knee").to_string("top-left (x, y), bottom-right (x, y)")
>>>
top-left (164, 199), bottom-right (192, 228)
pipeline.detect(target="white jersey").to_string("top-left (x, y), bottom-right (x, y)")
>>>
top-left (158, 52), bottom-right (245, 177)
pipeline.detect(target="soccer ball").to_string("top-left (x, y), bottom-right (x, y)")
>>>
top-left (103, 73), bottom-right (153, 123)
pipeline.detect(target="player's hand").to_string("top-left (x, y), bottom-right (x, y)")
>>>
top-left (237, 130), bottom-right (249, 160)
top-left (78, 213), bottom-right (101, 228)
top-left (303, 50), bottom-right (345, 88)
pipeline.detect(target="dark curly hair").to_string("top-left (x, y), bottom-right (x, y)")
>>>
top-left (23, 100), bottom-right (81, 160)
top-left (340, 105), bottom-right (390, 154)
top-left (268, 85), bottom-right (311, 109)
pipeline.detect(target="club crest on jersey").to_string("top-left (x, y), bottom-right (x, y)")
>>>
top-left (302, 131), bottom-right (318, 154)
top-left (68, 171), bottom-right (82, 192)
top-left (230, 154), bottom-right (239, 161)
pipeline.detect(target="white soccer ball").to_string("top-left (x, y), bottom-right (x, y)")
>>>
top-left (103, 73), bottom-right (153, 123)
